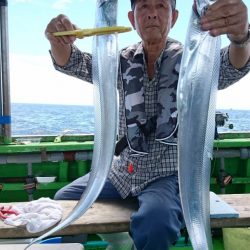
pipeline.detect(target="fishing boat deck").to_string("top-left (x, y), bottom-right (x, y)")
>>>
top-left (0, 194), bottom-right (250, 239)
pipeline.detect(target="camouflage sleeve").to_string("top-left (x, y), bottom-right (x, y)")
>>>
top-left (49, 45), bottom-right (93, 83)
top-left (218, 46), bottom-right (250, 90)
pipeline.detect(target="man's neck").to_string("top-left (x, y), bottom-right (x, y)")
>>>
top-left (143, 40), bottom-right (166, 80)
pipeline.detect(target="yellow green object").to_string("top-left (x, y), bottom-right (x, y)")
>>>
top-left (53, 26), bottom-right (132, 39)
top-left (223, 228), bottom-right (250, 250)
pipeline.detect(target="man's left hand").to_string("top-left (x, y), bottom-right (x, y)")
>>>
top-left (200, 0), bottom-right (248, 42)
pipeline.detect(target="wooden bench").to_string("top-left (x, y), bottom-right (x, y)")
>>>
top-left (0, 194), bottom-right (249, 239)
top-left (0, 243), bottom-right (83, 250)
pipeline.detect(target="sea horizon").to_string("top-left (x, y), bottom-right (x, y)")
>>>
top-left (10, 103), bottom-right (250, 136)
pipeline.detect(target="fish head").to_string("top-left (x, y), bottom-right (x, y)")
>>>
top-left (195, 0), bottom-right (216, 17)
top-left (97, 0), bottom-right (117, 26)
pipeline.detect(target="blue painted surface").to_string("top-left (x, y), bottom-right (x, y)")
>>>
top-left (210, 192), bottom-right (239, 218)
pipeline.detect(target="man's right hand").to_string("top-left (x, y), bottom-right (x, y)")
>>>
top-left (45, 15), bottom-right (78, 66)
top-left (45, 14), bottom-right (78, 46)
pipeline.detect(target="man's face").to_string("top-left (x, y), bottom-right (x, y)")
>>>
top-left (128, 0), bottom-right (178, 44)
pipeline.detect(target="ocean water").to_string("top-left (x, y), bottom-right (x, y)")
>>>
top-left (217, 109), bottom-right (250, 133)
top-left (10, 103), bottom-right (250, 136)
top-left (11, 103), bottom-right (95, 136)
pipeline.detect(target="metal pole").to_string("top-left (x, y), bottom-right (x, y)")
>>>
top-left (220, 157), bottom-right (226, 194)
top-left (0, 0), bottom-right (11, 144)
top-left (0, 1), bottom-right (5, 124)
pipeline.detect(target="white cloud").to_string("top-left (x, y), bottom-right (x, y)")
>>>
top-left (216, 72), bottom-right (250, 110)
top-left (14, 0), bottom-right (31, 2)
top-left (52, 0), bottom-right (72, 10)
top-left (9, 53), bottom-right (250, 110)
top-left (12, 0), bottom-right (33, 3)
top-left (9, 53), bottom-right (94, 105)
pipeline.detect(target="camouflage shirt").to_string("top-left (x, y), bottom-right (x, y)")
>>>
top-left (52, 39), bottom-right (250, 198)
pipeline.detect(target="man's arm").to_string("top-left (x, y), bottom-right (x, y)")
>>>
top-left (45, 14), bottom-right (77, 66)
top-left (201, 0), bottom-right (250, 69)
top-left (45, 14), bottom-right (92, 83)
top-left (228, 29), bottom-right (250, 69)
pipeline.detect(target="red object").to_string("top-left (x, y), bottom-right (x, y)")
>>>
top-left (0, 206), bottom-right (19, 220)
top-left (63, 151), bottom-right (76, 161)
top-left (128, 163), bottom-right (134, 174)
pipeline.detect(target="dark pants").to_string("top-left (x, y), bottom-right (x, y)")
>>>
top-left (54, 174), bottom-right (184, 250)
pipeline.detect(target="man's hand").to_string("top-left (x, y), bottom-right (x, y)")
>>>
top-left (200, 0), bottom-right (249, 69)
top-left (200, 0), bottom-right (248, 42)
top-left (45, 14), bottom-right (78, 46)
top-left (45, 14), bottom-right (78, 66)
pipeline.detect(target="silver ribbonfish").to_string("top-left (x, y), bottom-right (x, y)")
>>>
top-left (177, 0), bottom-right (221, 249)
top-left (24, 0), bottom-right (118, 248)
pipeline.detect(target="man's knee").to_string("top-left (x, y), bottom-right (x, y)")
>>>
top-left (130, 203), bottom-right (182, 249)
top-left (54, 186), bottom-right (78, 200)
top-left (54, 188), bottom-right (66, 200)
top-left (53, 175), bottom-right (89, 200)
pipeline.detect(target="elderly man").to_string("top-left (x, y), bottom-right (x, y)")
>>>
top-left (45, 0), bottom-right (250, 249)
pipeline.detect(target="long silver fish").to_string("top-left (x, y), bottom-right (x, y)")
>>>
top-left (25, 0), bottom-right (118, 248)
top-left (177, 0), bottom-right (221, 249)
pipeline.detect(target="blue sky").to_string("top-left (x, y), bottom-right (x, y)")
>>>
top-left (8, 0), bottom-right (250, 109)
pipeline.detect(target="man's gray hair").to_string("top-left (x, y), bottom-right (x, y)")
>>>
top-left (130, 0), bottom-right (176, 10)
